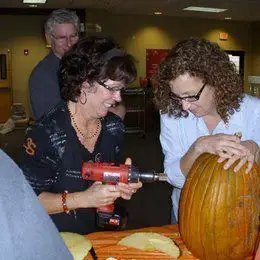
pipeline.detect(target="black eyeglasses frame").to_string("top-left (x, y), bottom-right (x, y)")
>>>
top-left (97, 81), bottom-right (125, 93)
top-left (170, 82), bottom-right (207, 102)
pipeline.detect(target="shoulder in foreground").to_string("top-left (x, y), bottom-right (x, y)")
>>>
top-left (0, 149), bottom-right (20, 173)
top-left (103, 112), bottom-right (124, 136)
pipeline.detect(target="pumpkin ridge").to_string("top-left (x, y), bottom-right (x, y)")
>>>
top-left (202, 154), bottom-right (223, 259)
top-left (226, 160), bottom-right (233, 258)
top-left (231, 162), bottom-right (251, 258)
top-left (213, 155), bottom-right (222, 259)
top-left (180, 153), bottom-right (210, 242)
top-left (190, 153), bottom-right (212, 248)
top-left (242, 164), bottom-right (248, 256)
top-left (246, 164), bottom-right (259, 256)
top-left (198, 154), bottom-right (218, 259)
top-left (215, 156), bottom-right (229, 259)
top-left (183, 153), bottom-right (212, 248)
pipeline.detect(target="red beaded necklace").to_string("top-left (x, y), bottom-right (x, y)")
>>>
top-left (67, 105), bottom-right (101, 140)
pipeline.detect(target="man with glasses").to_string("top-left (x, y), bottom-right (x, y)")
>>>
top-left (29, 9), bottom-right (80, 120)
top-left (29, 9), bottom-right (125, 120)
top-left (153, 38), bottom-right (260, 224)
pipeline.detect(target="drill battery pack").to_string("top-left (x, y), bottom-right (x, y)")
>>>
top-left (97, 204), bottom-right (128, 230)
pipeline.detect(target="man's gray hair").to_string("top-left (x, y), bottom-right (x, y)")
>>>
top-left (44, 8), bottom-right (80, 35)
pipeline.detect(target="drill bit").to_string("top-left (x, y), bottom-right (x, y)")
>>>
top-left (134, 171), bottom-right (168, 182)
top-left (158, 173), bottom-right (168, 182)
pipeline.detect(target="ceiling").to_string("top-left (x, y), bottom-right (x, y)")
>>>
top-left (1, 0), bottom-right (260, 22)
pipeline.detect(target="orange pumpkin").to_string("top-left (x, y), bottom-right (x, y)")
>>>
top-left (255, 242), bottom-right (260, 260)
top-left (179, 153), bottom-right (260, 260)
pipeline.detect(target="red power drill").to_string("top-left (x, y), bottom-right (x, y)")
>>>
top-left (82, 162), bottom-right (167, 229)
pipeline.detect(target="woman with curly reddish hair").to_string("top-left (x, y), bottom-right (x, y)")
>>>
top-left (154, 38), bottom-right (260, 223)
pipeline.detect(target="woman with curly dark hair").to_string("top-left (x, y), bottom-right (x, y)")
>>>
top-left (154, 38), bottom-right (260, 224)
top-left (19, 36), bottom-right (142, 234)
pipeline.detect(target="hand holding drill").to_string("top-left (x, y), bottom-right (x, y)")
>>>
top-left (84, 158), bottom-right (142, 205)
top-left (81, 158), bottom-right (167, 228)
top-left (115, 158), bottom-right (143, 200)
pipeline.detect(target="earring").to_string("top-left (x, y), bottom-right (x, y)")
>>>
top-left (80, 90), bottom-right (87, 104)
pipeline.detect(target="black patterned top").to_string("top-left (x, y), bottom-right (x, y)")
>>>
top-left (19, 101), bottom-right (124, 234)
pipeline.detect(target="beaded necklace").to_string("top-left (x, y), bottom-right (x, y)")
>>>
top-left (68, 105), bottom-right (101, 140)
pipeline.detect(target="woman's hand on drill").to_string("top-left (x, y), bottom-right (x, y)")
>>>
top-left (118, 157), bottom-right (143, 200)
top-left (117, 182), bottom-right (142, 200)
top-left (81, 181), bottom-right (121, 208)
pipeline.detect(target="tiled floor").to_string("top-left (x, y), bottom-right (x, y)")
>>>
top-left (0, 127), bottom-right (172, 230)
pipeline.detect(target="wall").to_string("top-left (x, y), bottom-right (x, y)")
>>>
top-left (0, 10), bottom-right (255, 117)
top-left (85, 9), bottom-right (252, 90)
top-left (0, 14), bottom-right (49, 117)
top-left (251, 21), bottom-right (260, 75)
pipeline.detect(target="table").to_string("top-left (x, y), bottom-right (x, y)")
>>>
top-left (86, 225), bottom-right (197, 259)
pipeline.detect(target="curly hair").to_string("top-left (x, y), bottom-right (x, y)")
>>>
top-left (59, 36), bottom-right (137, 102)
top-left (153, 38), bottom-right (243, 123)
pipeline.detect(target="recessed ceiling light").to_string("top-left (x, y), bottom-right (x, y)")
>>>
top-left (29, 4), bottom-right (38, 7)
top-left (23, 0), bottom-right (46, 3)
top-left (183, 6), bottom-right (227, 13)
top-left (154, 12), bottom-right (162, 15)
top-left (225, 17), bottom-right (232, 20)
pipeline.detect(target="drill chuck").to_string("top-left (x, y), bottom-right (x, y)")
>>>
top-left (129, 167), bottom-right (167, 183)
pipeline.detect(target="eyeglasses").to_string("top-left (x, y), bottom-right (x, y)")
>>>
top-left (51, 34), bottom-right (79, 44)
top-left (170, 82), bottom-right (207, 102)
top-left (97, 81), bottom-right (125, 93)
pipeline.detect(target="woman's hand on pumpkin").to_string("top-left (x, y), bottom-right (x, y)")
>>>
top-left (82, 181), bottom-right (121, 208)
top-left (217, 154), bottom-right (253, 173)
top-left (218, 140), bottom-right (258, 173)
top-left (195, 134), bottom-right (248, 157)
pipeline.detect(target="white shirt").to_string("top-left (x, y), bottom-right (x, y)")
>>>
top-left (160, 94), bottom-right (260, 220)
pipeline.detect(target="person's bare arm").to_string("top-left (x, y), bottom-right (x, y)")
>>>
top-left (180, 134), bottom-right (248, 176)
top-left (180, 141), bottom-right (201, 177)
top-left (38, 182), bottom-right (121, 214)
top-left (39, 177), bottom-right (142, 214)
